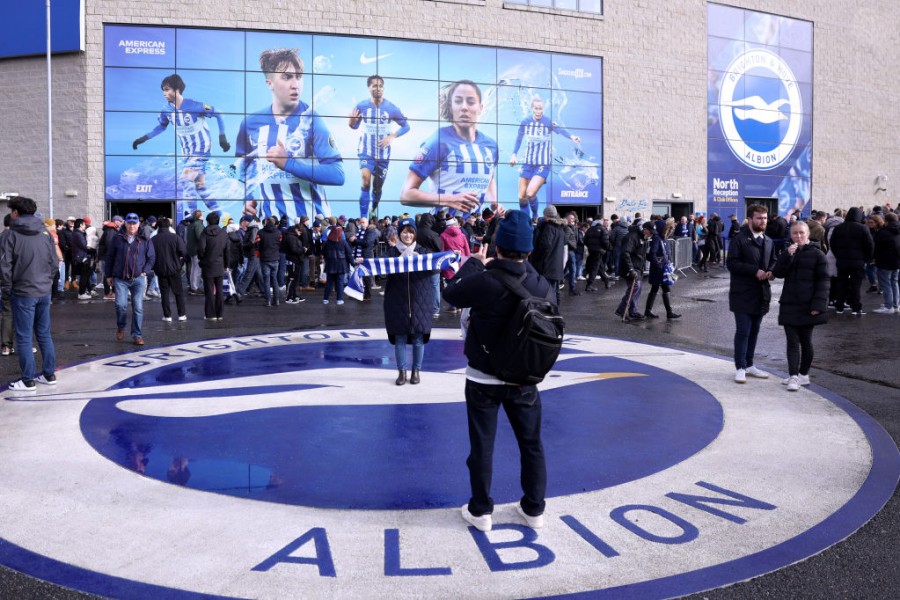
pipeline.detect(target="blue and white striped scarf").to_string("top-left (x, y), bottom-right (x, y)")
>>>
top-left (344, 250), bottom-right (460, 301)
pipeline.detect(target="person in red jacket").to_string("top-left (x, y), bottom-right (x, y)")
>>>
top-left (439, 216), bottom-right (470, 313)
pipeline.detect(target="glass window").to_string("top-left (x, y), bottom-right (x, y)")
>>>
top-left (506, 0), bottom-right (603, 14)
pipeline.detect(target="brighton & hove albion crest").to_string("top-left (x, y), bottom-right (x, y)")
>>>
top-left (718, 48), bottom-right (803, 171)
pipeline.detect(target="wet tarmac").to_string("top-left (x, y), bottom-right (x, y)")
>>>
top-left (0, 266), bottom-right (897, 599)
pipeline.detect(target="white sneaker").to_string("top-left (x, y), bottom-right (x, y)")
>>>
top-left (35, 373), bottom-right (57, 385)
top-left (461, 505), bottom-right (492, 532)
top-left (798, 374), bottom-right (810, 386)
top-left (161, 316), bottom-right (172, 322)
top-left (9, 379), bottom-right (36, 392)
top-left (516, 504), bottom-right (545, 529)
top-left (786, 375), bottom-right (800, 391)
top-left (873, 307), bottom-right (894, 314)
top-left (323, 299), bottom-right (329, 305)
top-left (336, 300), bottom-right (344, 305)
top-left (734, 368), bottom-right (746, 383)
top-left (77, 293), bottom-right (91, 300)
top-left (177, 315), bottom-right (187, 321)
top-left (745, 365), bottom-right (769, 379)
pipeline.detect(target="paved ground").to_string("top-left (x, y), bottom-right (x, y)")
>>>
top-left (0, 266), bottom-right (897, 599)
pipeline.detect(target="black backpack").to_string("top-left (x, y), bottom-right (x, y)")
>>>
top-left (485, 270), bottom-right (565, 385)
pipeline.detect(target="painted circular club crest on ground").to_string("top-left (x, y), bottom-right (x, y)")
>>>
top-left (0, 329), bottom-right (896, 599)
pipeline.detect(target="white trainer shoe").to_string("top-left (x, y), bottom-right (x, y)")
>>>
top-left (734, 368), bottom-right (746, 383)
top-left (461, 504), bottom-right (492, 532)
top-left (516, 504), bottom-right (545, 529)
top-left (745, 365), bottom-right (769, 379)
top-left (786, 375), bottom-right (800, 391)
top-left (784, 374), bottom-right (811, 386)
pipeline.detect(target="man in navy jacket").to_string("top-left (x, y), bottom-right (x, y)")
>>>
top-left (443, 209), bottom-right (553, 533)
top-left (106, 213), bottom-right (155, 345)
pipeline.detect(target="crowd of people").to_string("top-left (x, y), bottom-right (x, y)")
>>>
top-left (1, 195), bottom-right (898, 534)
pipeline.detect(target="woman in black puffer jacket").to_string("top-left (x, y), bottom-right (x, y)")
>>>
top-left (772, 221), bottom-right (830, 391)
top-left (383, 218), bottom-right (434, 386)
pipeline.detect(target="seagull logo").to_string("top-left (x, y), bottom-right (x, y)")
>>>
top-left (721, 96), bottom-right (791, 124)
top-left (360, 52), bottom-right (392, 65)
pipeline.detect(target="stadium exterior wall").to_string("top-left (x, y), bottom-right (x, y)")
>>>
top-left (0, 0), bottom-right (897, 220)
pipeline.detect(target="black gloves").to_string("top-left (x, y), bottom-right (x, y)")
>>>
top-left (132, 135), bottom-right (149, 150)
top-left (219, 134), bottom-right (231, 152)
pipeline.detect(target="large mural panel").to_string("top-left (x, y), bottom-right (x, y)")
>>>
top-left (707, 4), bottom-right (813, 219)
top-left (104, 26), bottom-right (603, 222)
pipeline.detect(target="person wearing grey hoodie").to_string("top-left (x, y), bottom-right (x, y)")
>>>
top-left (0, 196), bottom-right (59, 391)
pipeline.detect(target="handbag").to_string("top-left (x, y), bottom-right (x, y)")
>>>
top-left (661, 239), bottom-right (677, 286)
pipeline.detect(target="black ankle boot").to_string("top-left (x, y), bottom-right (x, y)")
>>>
top-left (410, 369), bottom-right (420, 384)
top-left (663, 294), bottom-right (681, 319)
top-left (396, 370), bottom-right (407, 386)
top-left (644, 310), bottom-right (659, 319)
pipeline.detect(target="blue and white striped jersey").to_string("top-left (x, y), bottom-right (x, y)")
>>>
top-left (235, 100), bottom-right (344, 220)
top-left (512, 115), bottom-right (575, 166)
top-left (352, 98), bottom-right (409, 160)
top-left (147, 98), bottom-right (225, 158)
top-left (409, 126), bottom-right (498, 218)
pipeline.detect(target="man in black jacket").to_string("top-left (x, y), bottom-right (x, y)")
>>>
top-left (197, 212), bottom-right (230, 319)
top-left (282, 221), bottom-right (307, 304)
top-left (829, 206), bottom-right (874, 315)
top-left (616, 222), bottom-right (652, 321)
top-left (530, 205), bottom-right (567, 304)
top-left (443, 210), bottom-right (552, 533)
top-left (257, 217), bottom-right (283, 307)
top-left (726, 204), bottom-right (776, 383)
top-left (152, 217), bottom-right (187, 322)
top-left (583, 219), bottom-right (612, 291)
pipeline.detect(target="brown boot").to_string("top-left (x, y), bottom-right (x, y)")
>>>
top-left (410, 369), bottom-right (420, 384)
top-left (396, 370), bottom-right (407, 386)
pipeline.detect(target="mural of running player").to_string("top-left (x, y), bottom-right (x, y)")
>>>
top-left (508, 95), bottom-right (581, 219)
top-left (400, 80), bottom-right (497, 218)
top-left (234, 48), bottom-right (344, 221)
top-left (132, 73), bottom-right (230, 210)
top-left (348, 75), bottom-right (410, 219)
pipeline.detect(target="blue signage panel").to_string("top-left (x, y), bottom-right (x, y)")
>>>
top-left (0, 0), bottom-right (83, 59)
top-left (103, 25), bottom-right (603, 219)
top-left (707, 5), bottom-right (813, 219)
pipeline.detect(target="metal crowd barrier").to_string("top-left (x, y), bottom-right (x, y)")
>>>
top-left (670, 237), bottom-right (696, 275)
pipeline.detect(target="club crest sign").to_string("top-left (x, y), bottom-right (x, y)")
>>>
top-left (0, 329), bottom-right (895, 599)
top-left (719, 48), bottom-right (803, 171)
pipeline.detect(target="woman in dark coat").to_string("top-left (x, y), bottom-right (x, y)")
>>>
top-left (644, 219), bottom-right (681, 319)
top-left (772, 221), bottom-right (829, 391)
top-left (322, 226), bottom-right (353, 305)
top-left (383, 218), bottom-right (434, 386)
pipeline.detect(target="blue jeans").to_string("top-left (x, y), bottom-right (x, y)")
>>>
top-left (324, 273), bottom-right (346, 301)
top-left (565, 250), bottom-right (580, 291)
top-left (114, 275), bottom-right (147, 339)
top-left (465, 379), bottom-right (546, 517)
top-left (431, 272), bottom-right (441, 314)
top-left (733, 312), bottom-right (763, 370)
top-left (10, 294), bottom-right (55, 382)
top-left (394, 334), bottom-right (424, 370)
top-left (237, 256), bottom-right (262, 296)
top-left (877, 268), bottom-right (899, 309)
top-left (261, 261), bottom-right (280, 304)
